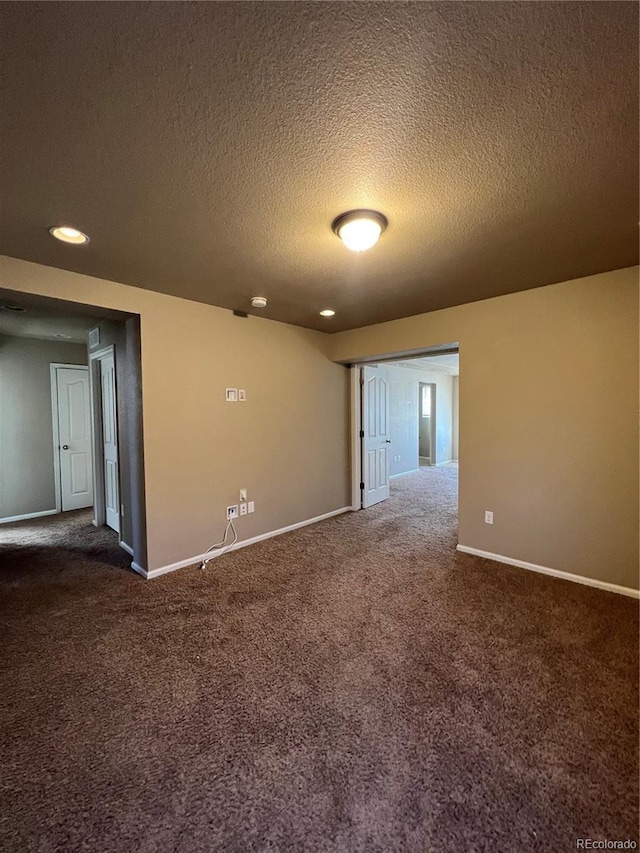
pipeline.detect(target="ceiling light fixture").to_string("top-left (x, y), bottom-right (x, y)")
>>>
top-left (332, 209), bottom-right (388, 252)
top-left (250, 296), bottom-right (267, 309)
top-left (49, 226), bottom-right (90, 245)
top-left (319, 309), bottom-right (335, 317)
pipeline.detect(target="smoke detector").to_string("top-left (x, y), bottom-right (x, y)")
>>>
top-left (251, 296), bottom-right (267, 309)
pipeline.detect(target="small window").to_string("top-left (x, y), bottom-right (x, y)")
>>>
top-left (421, 385), bottom-right (431, 417)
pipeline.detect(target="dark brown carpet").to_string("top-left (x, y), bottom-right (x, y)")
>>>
top-left (1, 468), bottom-right (638, 852)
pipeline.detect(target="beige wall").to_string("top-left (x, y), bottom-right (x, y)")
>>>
top-left (1, 256), bottom-right (351, 571)
top-left (330, 266), bottom-right (639, 590)
top-left (3, 256), bottom-right (637, 590)
top-left (0, 334), bottom-right (88, 519)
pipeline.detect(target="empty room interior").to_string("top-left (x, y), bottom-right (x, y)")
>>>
top-left (0, 3), bottom-right (638, 852)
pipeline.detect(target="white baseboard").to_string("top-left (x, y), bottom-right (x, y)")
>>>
top-left (0, 508), bottom-right (59, 525)
top-left (119, 541), bottom-right (134, 556)
top-left (140, 506), bottom-right (352, 581)
top-left (456, 544), bottom-right (639, 599)
top-left (131, 561), bottom-right (148, 579)
top-left (390, 468), bottom-right (420, 480)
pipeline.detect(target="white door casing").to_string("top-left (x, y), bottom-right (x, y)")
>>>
top-left (100, 353), bottom-right (120, 533)
top-left (362, 366), bottom-right (390, 508)
top-left (54, 366), bottom-right (93, 511)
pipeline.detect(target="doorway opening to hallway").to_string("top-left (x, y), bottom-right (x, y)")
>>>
top-left (0, 287), bottom-right (147, 575)
top-left (350, 348), bottom-right (459, 529)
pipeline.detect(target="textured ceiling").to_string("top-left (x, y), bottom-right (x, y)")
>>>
top-left (388, 355), bottom-right (459, 375)
top-left (0, 307), bottom-right (97, 344)
top-left (0, 2), bottom-right (637, 332)
top-left (0, 288), bottom-right (127, 343)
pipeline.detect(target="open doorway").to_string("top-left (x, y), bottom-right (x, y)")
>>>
top-left (350, 349), bottom-right (459, 514)
top-left (418, 382), bottom-right (436, 466)
top-left (0, 289), bottom-right (146, 574)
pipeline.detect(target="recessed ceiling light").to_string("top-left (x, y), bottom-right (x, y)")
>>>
top-left (320, 309), bottom-right (335, 317)
top-left (55, 333), bottom-right (72, 339)
top-left (332, 209), bottom-right (388, 252)
top-left (49, 226), bottom-right (90, 245)
top-left (250, 296), bottom-right (268, 309)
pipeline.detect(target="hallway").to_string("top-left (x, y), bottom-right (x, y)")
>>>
top-left (0, 509), bottom-right (130, 581)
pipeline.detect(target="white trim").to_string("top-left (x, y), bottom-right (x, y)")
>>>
top-left (0, 508), bottom-right (59, 525)
top-left (436, 459), bottom-right (457, 466)
top-left (131, 561), bottom-right (148, 579)
top-left (456, 544), bottom-right (640, 599)
top-left (142, 507), bottom-right (352, 580)
top-left (89, 345), bottom-right (116, 531)
top-left (350, 366), bottom-right (362, 511)
top-left (119, 541), bottom-right (134, 556)
top-left (50, 363), bottom-right (90, 514)
top-left (389, 468), bottom-right (420, 479)
top-left (50, 364), bottom-right (62, 513)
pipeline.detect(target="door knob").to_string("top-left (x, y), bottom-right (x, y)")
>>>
top-left (385, 439), bottom-right (392, 443)
top-left (62, 445), bottom-right (69, 450)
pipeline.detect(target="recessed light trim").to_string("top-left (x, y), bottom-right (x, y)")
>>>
top-left (250, 296), bottom-right (267, 309)
top-left (49, 226), bottom-right (90, 245)
top-left (320, 309), bottom-right (335, 317)
top-left (332, 209), bottom-right (388, 252)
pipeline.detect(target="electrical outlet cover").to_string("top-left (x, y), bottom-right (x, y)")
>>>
top-left (240, 503), bottom-right (248, 516)
top-left (227, 505), bottom-right (239, 519)
top-left (240, 488), bottom-right (247, 502)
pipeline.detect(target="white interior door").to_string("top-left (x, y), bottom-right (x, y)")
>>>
top-left (362, 366), bottom-right (390, 508)
top-left (100, 353), bottom-right (120, 533)
top-left (56, 367), bottom-right (93, 511)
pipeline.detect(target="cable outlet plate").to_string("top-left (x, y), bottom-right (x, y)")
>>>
top-left (227, 505), bottom-right (239, 520)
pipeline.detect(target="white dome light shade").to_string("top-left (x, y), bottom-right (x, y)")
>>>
top-left (319, 309), bottom-right (335, 317)
top-left (49, 226), bottom-right (90, 245)
top-left (332, 210), bottom-right (388, 252)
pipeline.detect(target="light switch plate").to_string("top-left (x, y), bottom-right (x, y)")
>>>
top-left (238, 389), bottom-right (246, 401)
top-left (225, 388), bottom-right (238, 402)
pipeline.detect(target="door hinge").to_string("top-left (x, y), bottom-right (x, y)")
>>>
top-left (360, 482), bottom-right (365, 490)
top-left (359, 430), bottom-right (364, 438)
